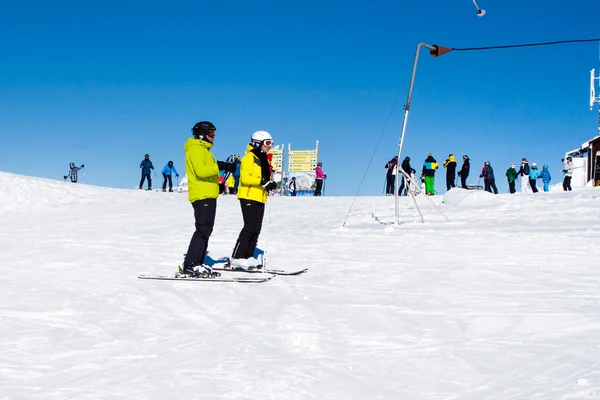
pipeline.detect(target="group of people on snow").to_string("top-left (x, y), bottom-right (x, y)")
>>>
top-left (179, 121), bottom-right (280, 278)
top-left (385, 153), bottom-right (575, 196)
top-left (138, 154), bottom-right (180, 192)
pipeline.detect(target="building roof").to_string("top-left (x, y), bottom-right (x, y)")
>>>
top-left (582, 135), bottom-right (600, 148)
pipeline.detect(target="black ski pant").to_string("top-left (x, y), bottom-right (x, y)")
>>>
top-left (385, 174), bottom-right (395, 195)
top-left (460, 174), bottom-right (468, 189)
top-left (232, 199), bottom-right (265, 259)
top-left (446, 174), bottom-right (455, 191)
top-left (162, 174), bottom-right (173, 190)
top-left (529, 179), bottom-right (538, 193)
top-left (398, 176), bottom-right (405, 196)
top-left (484, 178), bottom-right (498, 194)
top-left (563, 176), bottom-right (572, 191)
top-left (314, 179), bottom-right (324, 196)
top-left (183, 199), bottom-right (217, 268)
top-left (139, 173), bottom-right (151, 189)
top-left (508, 180), bottom-right (516, 193)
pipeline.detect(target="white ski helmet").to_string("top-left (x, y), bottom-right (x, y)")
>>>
top-left (251, 130), bottom-right (273, 148)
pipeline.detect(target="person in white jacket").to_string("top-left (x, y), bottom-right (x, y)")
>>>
top-left (562, 156), bottom-right (573, 191)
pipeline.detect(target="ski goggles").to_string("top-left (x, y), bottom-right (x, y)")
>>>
top-left (262, 140), bottom-right (273, 147)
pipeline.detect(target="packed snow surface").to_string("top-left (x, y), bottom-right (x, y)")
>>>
top-left (1, 171), bottom-right (600, 399)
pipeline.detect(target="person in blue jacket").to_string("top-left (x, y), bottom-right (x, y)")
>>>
top-left (479, 161), bottom-right (498, 194)
top-left (539, 164), bottom-right (552, 192)
top-left (528, 163), bottom-right (540, 193)
top-left (139, 154), bottom-right (154, 190)
top-left (161, 161), bottom-right (179, 192)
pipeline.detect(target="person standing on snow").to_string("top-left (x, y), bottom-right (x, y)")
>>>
top-left (562, 156), bottom-right (574, 191)
top-left (506, 163), bottom-right (518, 194)
top-left (64, 162), bottom-right (84, 183)
top-left (517, 158), bottom-right (531, 193)
top-left (457, 155), bottom-right (470, 189)
top-left (231, 155), bottom-right (241, 195)
top-left (289, 176), bottom-right (297, 196)
top-left (161, 161), bottom-right (179, 192)
top-left (422, 154), bottom-right (438, 195)
top-left (139, 154), bottom-right (154, 190)
top-left (528, 163), bottom-right (540, 193)
top-left (229, 131), bottom-right (278, 269)
top-left (540, 164), bottom-right (552, 192)
top-left (443, 154), bottom-right (457, 191)
top-left (180, 121), bottom-right (236, 277)
top-left (384, 156), bottom-right (398, 196)
top-left (398, 156), bottom-right (416, 196)
top-left (479, 161), bottom-right (498, 194)
top-left (314, 161), bottom-right (327, 196)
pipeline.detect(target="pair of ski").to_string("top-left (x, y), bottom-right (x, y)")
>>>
top-left (138, 258), bottom-right (308, 283)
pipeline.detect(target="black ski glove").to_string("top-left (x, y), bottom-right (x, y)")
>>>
top-left (80, 164), bottom-right (85, 168)
top-left (217, 161), bottom-right (236, 173)
top-left (176, 174), bottom-right (179, 177)
top-left (263, 181), bottom-right (277, 192)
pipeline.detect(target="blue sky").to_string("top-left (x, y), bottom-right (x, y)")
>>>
top-left (1, 0), bottom-right (599, 195)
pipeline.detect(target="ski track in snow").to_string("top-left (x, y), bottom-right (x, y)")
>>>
top-left (1, 171), bottom-right (600, 399)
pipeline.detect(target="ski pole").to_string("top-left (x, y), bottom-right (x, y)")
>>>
top-left (262, 194), bottom-right (273, 268)
top-left (323, 179), bottom-right (326, 196)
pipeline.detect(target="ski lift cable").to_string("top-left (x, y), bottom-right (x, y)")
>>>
top-left (342, 85), bottom-right (404, 227)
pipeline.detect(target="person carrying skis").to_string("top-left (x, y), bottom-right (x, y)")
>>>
top-left (384, 156), bottom-right (398, 196)
top-left (528, 163), bottom-right (540, 193)
top-left (443, 154), bottom-right (457, 191)
top-left (422, 154), bottom-right (438, 195)
top-left (289, 176), bottom-right (297, 196)
top-left (139, 154), bottom-right (154, 190)
top-left (229, 131), bottom-right (278, 269)
top-left (506, 163), bottom-right (518, 194)
top-left (540, 164), bottom-right (552, 192)
top-left (64, 162), bottom-right (85, 183)
top-left (180, 121), bottom-right (236, 277)
top-left (314, 161), bottom-right (327, 196)
top-left (457, 155), bottom-right (470, 189)
top-left (562, 156), bottom-right (573, 191)
top-left (161, 161), bottom-right (179, 192)
top-left (398, 156), bottom-right (416, 196)
top-left (517, 158), bottom-right (530, 193)
top-left (479, 161), bottom-right (498, 194)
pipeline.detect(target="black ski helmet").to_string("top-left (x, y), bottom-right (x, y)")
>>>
top-left (145, 154), bottom-right (150, 159)
top-left (192, 121), bottom-right (216, 140)
top-left (168, 161), bottom-right (173, 167)
top-left (69, 162), bottom-right (75, 167)
top-left (317, 161), bottom-right (323, 167)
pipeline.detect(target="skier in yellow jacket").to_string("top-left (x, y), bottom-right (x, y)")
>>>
top-left (180, 121), bottom-right (236, 277)
top-left (229, 131), bottom-right (278, 269)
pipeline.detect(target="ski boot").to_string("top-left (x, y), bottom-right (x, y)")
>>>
top-left (178, 265), bottom-right (221, 278)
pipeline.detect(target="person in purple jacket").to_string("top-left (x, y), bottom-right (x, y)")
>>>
top-left (314, 161), bottom-right (327, 196)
